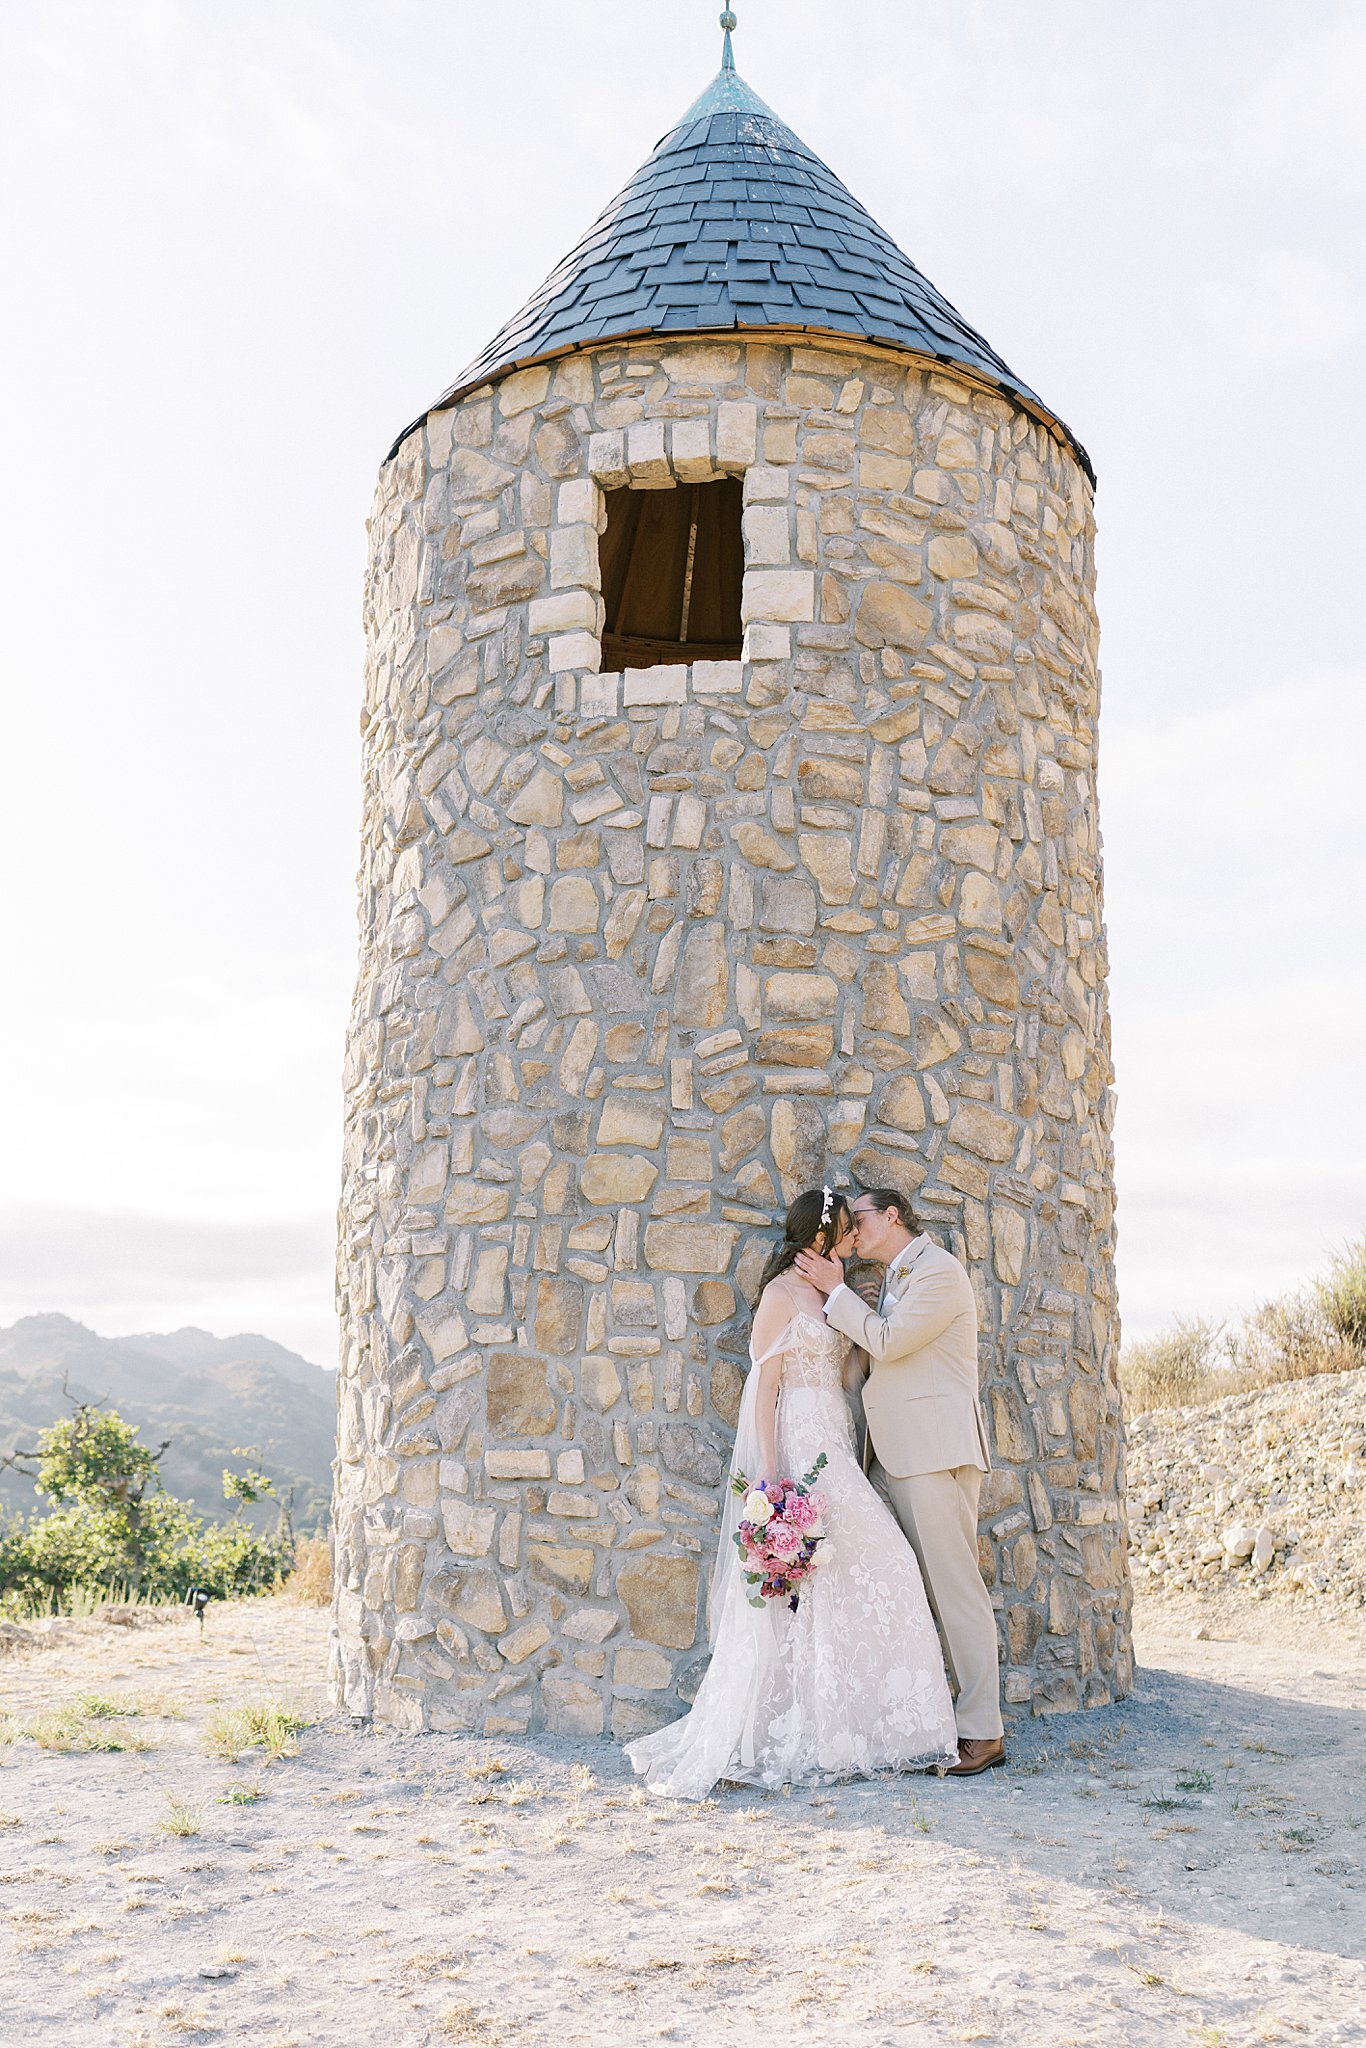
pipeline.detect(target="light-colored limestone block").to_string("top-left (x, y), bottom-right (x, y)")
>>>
top-left (626, 419), bottom-right (670, 485)
top-left (670, 418), bottom-right (714, 480)
top-left (741, 569), bottom-right (815, 623)
top-left (716, 400), bottom-right (758, 468)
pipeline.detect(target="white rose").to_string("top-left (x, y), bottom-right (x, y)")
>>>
top-left (743, 1490), bottom-right (774, 1526)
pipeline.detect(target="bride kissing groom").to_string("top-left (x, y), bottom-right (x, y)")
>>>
top-left (626, 1184), bottom-right (1006, 1800)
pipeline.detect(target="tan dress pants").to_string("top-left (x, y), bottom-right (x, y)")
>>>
top-left (869, 1459), bottom-right (1004, 1741)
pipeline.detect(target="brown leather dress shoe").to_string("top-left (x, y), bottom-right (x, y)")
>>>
top-left (942, 1737), bottom-right (1006, 1777)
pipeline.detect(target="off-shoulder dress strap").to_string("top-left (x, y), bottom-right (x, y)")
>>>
top-left (749, 1276), bottom-right (798, 1371)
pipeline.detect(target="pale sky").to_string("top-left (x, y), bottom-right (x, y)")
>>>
top-left (1, 0), bottom-right (1362, 1368)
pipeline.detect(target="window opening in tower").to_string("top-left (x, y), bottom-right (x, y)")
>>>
top-left (599, 477), bottom-right (744, 670)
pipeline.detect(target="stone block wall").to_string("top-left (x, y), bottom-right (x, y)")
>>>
top-left (332, 336), bottom-right (1131, 1737)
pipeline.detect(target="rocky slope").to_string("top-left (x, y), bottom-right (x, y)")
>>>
top-left (1125, 1366), bottom-right (1365, 1610)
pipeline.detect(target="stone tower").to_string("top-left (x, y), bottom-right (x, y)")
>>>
top-left (332, 26), bottom-right (1130, 1739)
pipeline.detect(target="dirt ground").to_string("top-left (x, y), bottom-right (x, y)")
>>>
top-left (1, 1590), bottom-right (1363, 2047)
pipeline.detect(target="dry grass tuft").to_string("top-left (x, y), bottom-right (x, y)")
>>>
top-left (157, 1796), bottom-right (203, 1840)
top-left (285, 1537), bottom-right (332, 1607)
top-left (155, 2001), bottom-right (212, 2037)
top-left (76, 1692), bottom-right (142, 1720)
top-left (21, 1705), bottom-right (153, 1754)
top-left (438, 2001), bottom-right (508, 2043)
top-left (206, 1702), bottom-right (308, 1764)
top-left (498, 1779), bottom-right (540, 1806)
top-left (402, 1949), bottom-right (466, 1982)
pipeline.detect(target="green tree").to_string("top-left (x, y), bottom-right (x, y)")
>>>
top-left (0, 1396), bottom-right (294, 1610)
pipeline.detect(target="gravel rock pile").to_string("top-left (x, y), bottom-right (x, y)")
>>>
top-left (1126, 1367), bottom-right (1366, 1610)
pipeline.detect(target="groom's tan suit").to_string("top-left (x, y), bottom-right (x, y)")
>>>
top-left (825, 1236), bottom-right (1003, 1741)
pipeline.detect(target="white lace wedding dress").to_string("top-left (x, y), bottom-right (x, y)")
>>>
top-left (625, 1305), bottom-right (959, 1798)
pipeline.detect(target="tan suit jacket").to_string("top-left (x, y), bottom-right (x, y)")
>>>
top-left (825, 1236), bottom-right (990, 1480)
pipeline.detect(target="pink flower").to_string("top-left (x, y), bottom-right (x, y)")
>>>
top-left (733, 1451), bottom-right (832, 1613)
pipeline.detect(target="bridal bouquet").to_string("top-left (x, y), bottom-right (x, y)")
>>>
top-left (731, 1452), bottom-right (831, 1613)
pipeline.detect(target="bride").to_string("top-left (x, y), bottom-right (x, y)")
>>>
top-left (625, 1187), bottom-right (958, 1799)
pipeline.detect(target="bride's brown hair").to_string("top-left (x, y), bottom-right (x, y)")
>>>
top-left (754, 1188), bottom-right (852, 1305)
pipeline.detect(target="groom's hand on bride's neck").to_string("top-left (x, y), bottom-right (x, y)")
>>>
top-left (795, 1249), bottom-right (844, 1296)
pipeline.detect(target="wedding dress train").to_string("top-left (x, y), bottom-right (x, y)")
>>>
top-left (625, 1307), bottom-right (959, 1799)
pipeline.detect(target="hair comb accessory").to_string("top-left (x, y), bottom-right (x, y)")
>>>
top-left (820, 1184), bottom-right (833, 1226)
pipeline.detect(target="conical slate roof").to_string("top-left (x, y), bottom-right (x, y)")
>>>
top-left (390, 56), bottom-right (1089, 479)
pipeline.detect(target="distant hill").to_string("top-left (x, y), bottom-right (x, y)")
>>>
top-left (0, 1315), bottom-right (336, 1535)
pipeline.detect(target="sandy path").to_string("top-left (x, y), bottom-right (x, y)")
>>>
top-left (1, 1593), bottom-right (1363, 2047)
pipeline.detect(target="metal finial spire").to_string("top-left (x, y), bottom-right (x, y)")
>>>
top-left (720, 9), bottom-right (737, 70)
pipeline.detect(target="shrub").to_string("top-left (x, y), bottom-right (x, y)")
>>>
top-left (179, 1517), bottom-right (292, 1600)
top-left (1120, 1247), bottom-right (1365, 1416)
top-left (0, 1401), bottom-right (292, 1612)
top-left (1316, 1237), bottom-right (1366, 1357)
top-left (1118, 1318), bottom-right (1224, 1415)
top-left (1233, 1291), bottom-right (1353, 1382)
top-left (8, 1491), bottom-right (200, 1604)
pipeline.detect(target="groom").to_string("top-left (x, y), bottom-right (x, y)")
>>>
top-left (796, 1188), bottom-right (1006, 1775)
